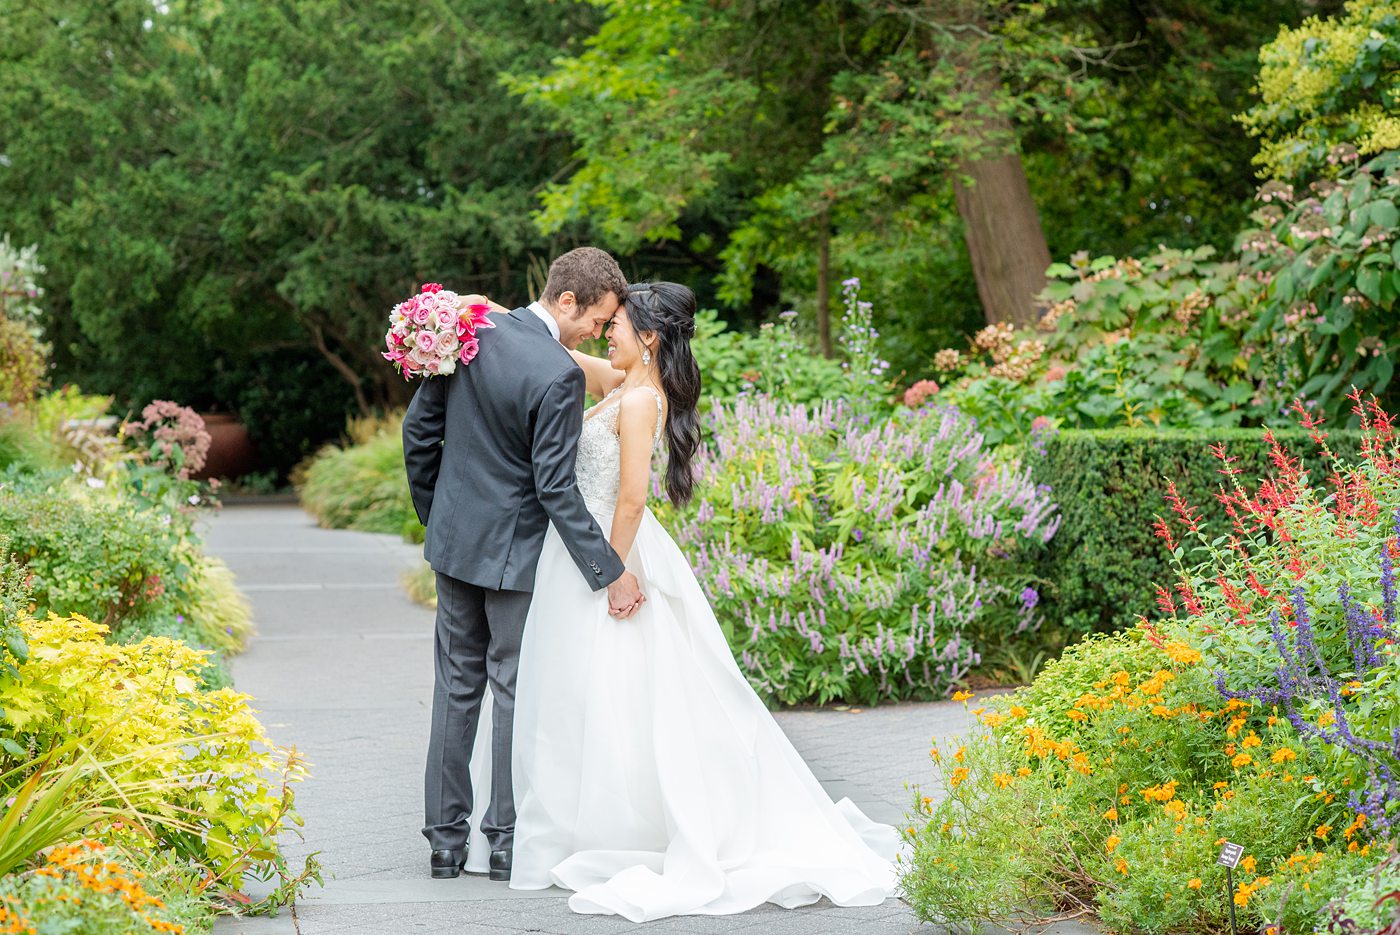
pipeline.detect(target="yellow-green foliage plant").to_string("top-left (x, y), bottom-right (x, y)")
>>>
top-left (1243, 0), bottom-right (1400, 179)
top-left (0, 614), bottom-right (314, 906)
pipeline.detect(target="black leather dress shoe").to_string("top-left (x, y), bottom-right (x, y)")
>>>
top-left (489, 849), bottom-right (511, 882)
top-left (430, 848), bottom-right (467, 879)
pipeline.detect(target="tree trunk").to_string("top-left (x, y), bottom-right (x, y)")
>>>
top-left (815, 209), bottom-right (833, 357)
top-left (953, 144), bottom-right (1052, 329)
top-left (933, 0), bottom-right (1053, 329)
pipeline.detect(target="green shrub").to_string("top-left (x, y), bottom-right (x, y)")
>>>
top-left (1031, 428), bottom-right (1363, 635)
top-left (0, 480), bottom-right (193, 631)
top-left (690, 307), bottom-right (857, 411)
top-left (298, 419), bottom-right (418, 538)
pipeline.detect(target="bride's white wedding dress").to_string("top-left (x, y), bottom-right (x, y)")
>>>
top-left (463, 387), bottom-right (899, 922)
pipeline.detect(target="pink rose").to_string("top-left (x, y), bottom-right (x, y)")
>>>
top-left (416, 331), bottom-right (438, 354)
top-left (412, 303), bottom-right (432, 326)
top-left (459, 335), bottom-right (480, 364)
top-left (436, 307), bottom-right (456, 329)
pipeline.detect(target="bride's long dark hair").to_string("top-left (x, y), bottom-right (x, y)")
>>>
top-left (625, 282), bottom-right (702, 506)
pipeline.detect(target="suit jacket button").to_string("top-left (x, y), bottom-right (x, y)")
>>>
top-left (590, 562), bottom-right (600, 572)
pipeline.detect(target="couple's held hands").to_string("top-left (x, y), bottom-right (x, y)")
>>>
top-left (607, 572), bottom-right (646, 619)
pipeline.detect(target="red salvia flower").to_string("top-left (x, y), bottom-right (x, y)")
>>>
top-left (1164, 481), bottom-right (1201, 532)
top-left (1155, 584), bottom-right (1178, 616)
top-left (1152, 515), bottom-right (1178, 551)
top-left (1176, 580), bottom-right (1205, 616)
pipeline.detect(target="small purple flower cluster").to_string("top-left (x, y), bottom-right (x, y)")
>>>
top-left (655, 392), bottom-right (1060, 705)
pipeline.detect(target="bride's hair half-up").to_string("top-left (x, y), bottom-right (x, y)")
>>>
top-left (624, 282), bottom-right (702, 506)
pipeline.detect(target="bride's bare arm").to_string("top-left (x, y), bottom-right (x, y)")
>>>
top-left (568, 348), bottom-right (626, 401)
top-left (610, 389), bottom-right (662, 563)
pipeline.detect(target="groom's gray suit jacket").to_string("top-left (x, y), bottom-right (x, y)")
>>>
top-left (402, 308), bottom-right (625, 593)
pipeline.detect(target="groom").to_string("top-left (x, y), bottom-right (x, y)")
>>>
top-left (402, 247), bottom-right (645, 882)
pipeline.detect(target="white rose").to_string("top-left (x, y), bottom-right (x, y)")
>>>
top-left (438, 356), bottom-right (456, 376)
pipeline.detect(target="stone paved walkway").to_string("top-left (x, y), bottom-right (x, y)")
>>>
top-left (206, 504), bottom-right (1096, 935)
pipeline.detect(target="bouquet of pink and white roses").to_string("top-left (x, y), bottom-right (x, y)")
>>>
top-left (382, 282), bottom-right (494, 380)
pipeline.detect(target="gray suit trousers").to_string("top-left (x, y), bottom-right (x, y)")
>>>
top-left (422, 571), bottom-right (531, 854)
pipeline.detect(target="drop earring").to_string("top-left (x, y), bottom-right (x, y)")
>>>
top-left (642, 345), bottom-right (652, 366)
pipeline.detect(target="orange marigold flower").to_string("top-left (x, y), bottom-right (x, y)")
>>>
top-left (1187, 878), bottom-right (1202, 890)
top-left (1010, 705), bottom-right (1028, 718)
top-left (949, 767), bottom-right (970, 788)
top-left (1319, 711), bottom-right (1336, 727)
top-left (1271, 747), bottom-right (1297, 763)
top-left (953, 690), bottom-right (972, 702)
top-left (1103, 807), bottom-right (1118, 821)
top-left (1231, 752), bottom-right (1253, 768)
top-left (1316, 823), bottom-right (1332, 839)
top-left (993, 773), bottom-right (1014, 789)
top-left (1115, 858), bottom-right (1128, 875)
top-left (1241, 855), bottom-right (1257, 873)
top-left (1017, 767), bottom-right (1032, 776)
top-left (1106, 834), bottom-right (1121, 853)
top-left (1242, 734), bottom-right (1262, 748)
top-left (1065, 710), bottom-right (1088, 722)
top-left (1163, 641), bottom-right (1202, 665)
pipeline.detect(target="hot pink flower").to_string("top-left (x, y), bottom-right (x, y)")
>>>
top-left (459, 335), bottom-right (480, 364)
top-left (421, 282), bottom-right (444, 294)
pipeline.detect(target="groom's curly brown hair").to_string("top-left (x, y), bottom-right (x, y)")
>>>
top-left (542, 247), bottom-right (628, 316)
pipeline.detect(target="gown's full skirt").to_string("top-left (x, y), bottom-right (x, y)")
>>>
top-left (466, 505), bottom-right (899, 922)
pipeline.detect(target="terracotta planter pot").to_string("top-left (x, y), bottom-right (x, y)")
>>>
top-left (194, 412), bottom-right (257, 480)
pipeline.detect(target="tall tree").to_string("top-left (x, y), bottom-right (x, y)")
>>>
top-left (512, 0), bottom-right (1094, 338)
top-left (0, 0), bottom-right (608, 416)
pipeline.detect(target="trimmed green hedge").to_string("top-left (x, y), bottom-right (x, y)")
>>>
top-left (1031, 427), bottom-right (1363, 636)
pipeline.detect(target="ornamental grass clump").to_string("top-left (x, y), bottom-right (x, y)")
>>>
top-left (653, 394), bottom-right (1058, 706)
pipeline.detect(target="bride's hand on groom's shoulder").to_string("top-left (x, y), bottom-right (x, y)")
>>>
top-left (458, 293), bottom-right (510, 314)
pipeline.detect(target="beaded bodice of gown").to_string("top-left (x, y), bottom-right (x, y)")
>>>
top-left (575, 385), bottom-right (663, 510)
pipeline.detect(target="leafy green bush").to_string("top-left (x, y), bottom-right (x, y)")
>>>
top-left (297, 414), bottom-right (419, 540)
top-left (1030, 428), bottom-right (1362, 636)
top-left (1241, 0), bottom-right (1400, 180)
top-left (689, 307), bottom-right (857, 410)
top-left (1237, 150), bottom-right (1400, 416)
top-left (0, 479), bottom-right (193, 631)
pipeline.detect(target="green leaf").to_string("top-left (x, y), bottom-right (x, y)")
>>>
top-left (1372, 199), bottom-right (1399, 229)
top-left (1357, 265), bottom-right (1384, 303)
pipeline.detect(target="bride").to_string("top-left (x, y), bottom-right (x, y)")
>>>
top-left (460, 282), bottom-right (898, 922)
